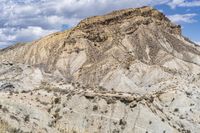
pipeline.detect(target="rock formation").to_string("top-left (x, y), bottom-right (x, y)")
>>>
top-left (0, 6), bottom-right (200, 133)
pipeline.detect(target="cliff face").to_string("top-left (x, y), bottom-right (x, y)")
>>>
top-left (0, 6), bottom-right (200, 133)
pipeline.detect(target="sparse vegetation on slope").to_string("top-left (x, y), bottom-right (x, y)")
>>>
top-left (0, 6), bottom-right (200, 133)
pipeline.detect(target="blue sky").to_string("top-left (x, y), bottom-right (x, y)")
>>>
top-left (0, 0), bottom-right (200, 48)
top-left (155, 4), bottom-right (200, 44)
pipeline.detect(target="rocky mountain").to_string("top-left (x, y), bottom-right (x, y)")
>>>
top-left (0, 6), bottom-right (200, 133)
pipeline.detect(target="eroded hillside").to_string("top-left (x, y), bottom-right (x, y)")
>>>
top-left (0, 6), bottom-right (200, 133)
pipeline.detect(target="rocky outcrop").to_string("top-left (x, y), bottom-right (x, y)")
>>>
top-left (0, 6), bottom-right (200, 133)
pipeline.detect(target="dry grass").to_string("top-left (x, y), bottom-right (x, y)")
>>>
top-left (0, 120), bottom-right (9, 133)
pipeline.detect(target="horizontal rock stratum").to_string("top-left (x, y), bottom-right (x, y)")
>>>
top-left (0, 6), bottom-right (200, 133)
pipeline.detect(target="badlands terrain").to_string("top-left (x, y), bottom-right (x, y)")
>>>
top-left (0, 6), bottom-right (200, 133)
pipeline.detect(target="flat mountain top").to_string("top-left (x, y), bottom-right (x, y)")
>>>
top-left (77, 6), bottom-right (170, 27)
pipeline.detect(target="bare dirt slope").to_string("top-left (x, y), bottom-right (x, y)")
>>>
top-left (0, 6), bottom-right (200, 133)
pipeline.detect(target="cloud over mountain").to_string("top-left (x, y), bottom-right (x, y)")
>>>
top-left (168, 13), bottom-right (197, 24)
top-left (168, 0), bottom-right (200, 8)
top-left (0, 0), bottom-right (199, 48)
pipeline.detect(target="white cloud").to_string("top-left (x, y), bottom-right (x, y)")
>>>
top-left (168, 13), bottom-right (197, 24)
top-left (195, 41), bottom-right (200, 45)
top-left (14, 26), bottom-right (57, 42)
top-left (168, 0), bottom-right (185, 8)
top-left (0, 27), bottom-right (57, 47)
top-left (168, 0), bottom-right (200, 8)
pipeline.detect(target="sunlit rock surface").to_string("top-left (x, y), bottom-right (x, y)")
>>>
top-left (0, 6), bottom-right (200, 133)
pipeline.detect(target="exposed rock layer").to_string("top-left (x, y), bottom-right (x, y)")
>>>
top-left (0, 6), bottom-right (200, 133)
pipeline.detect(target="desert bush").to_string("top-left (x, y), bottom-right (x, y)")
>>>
top-left (0, 120), bottom-right (8, 132)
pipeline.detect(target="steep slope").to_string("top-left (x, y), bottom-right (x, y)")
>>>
top-left (0, 7), bottom-right (200, 90)
top-left (0, 6), bottom-right (200, 133)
